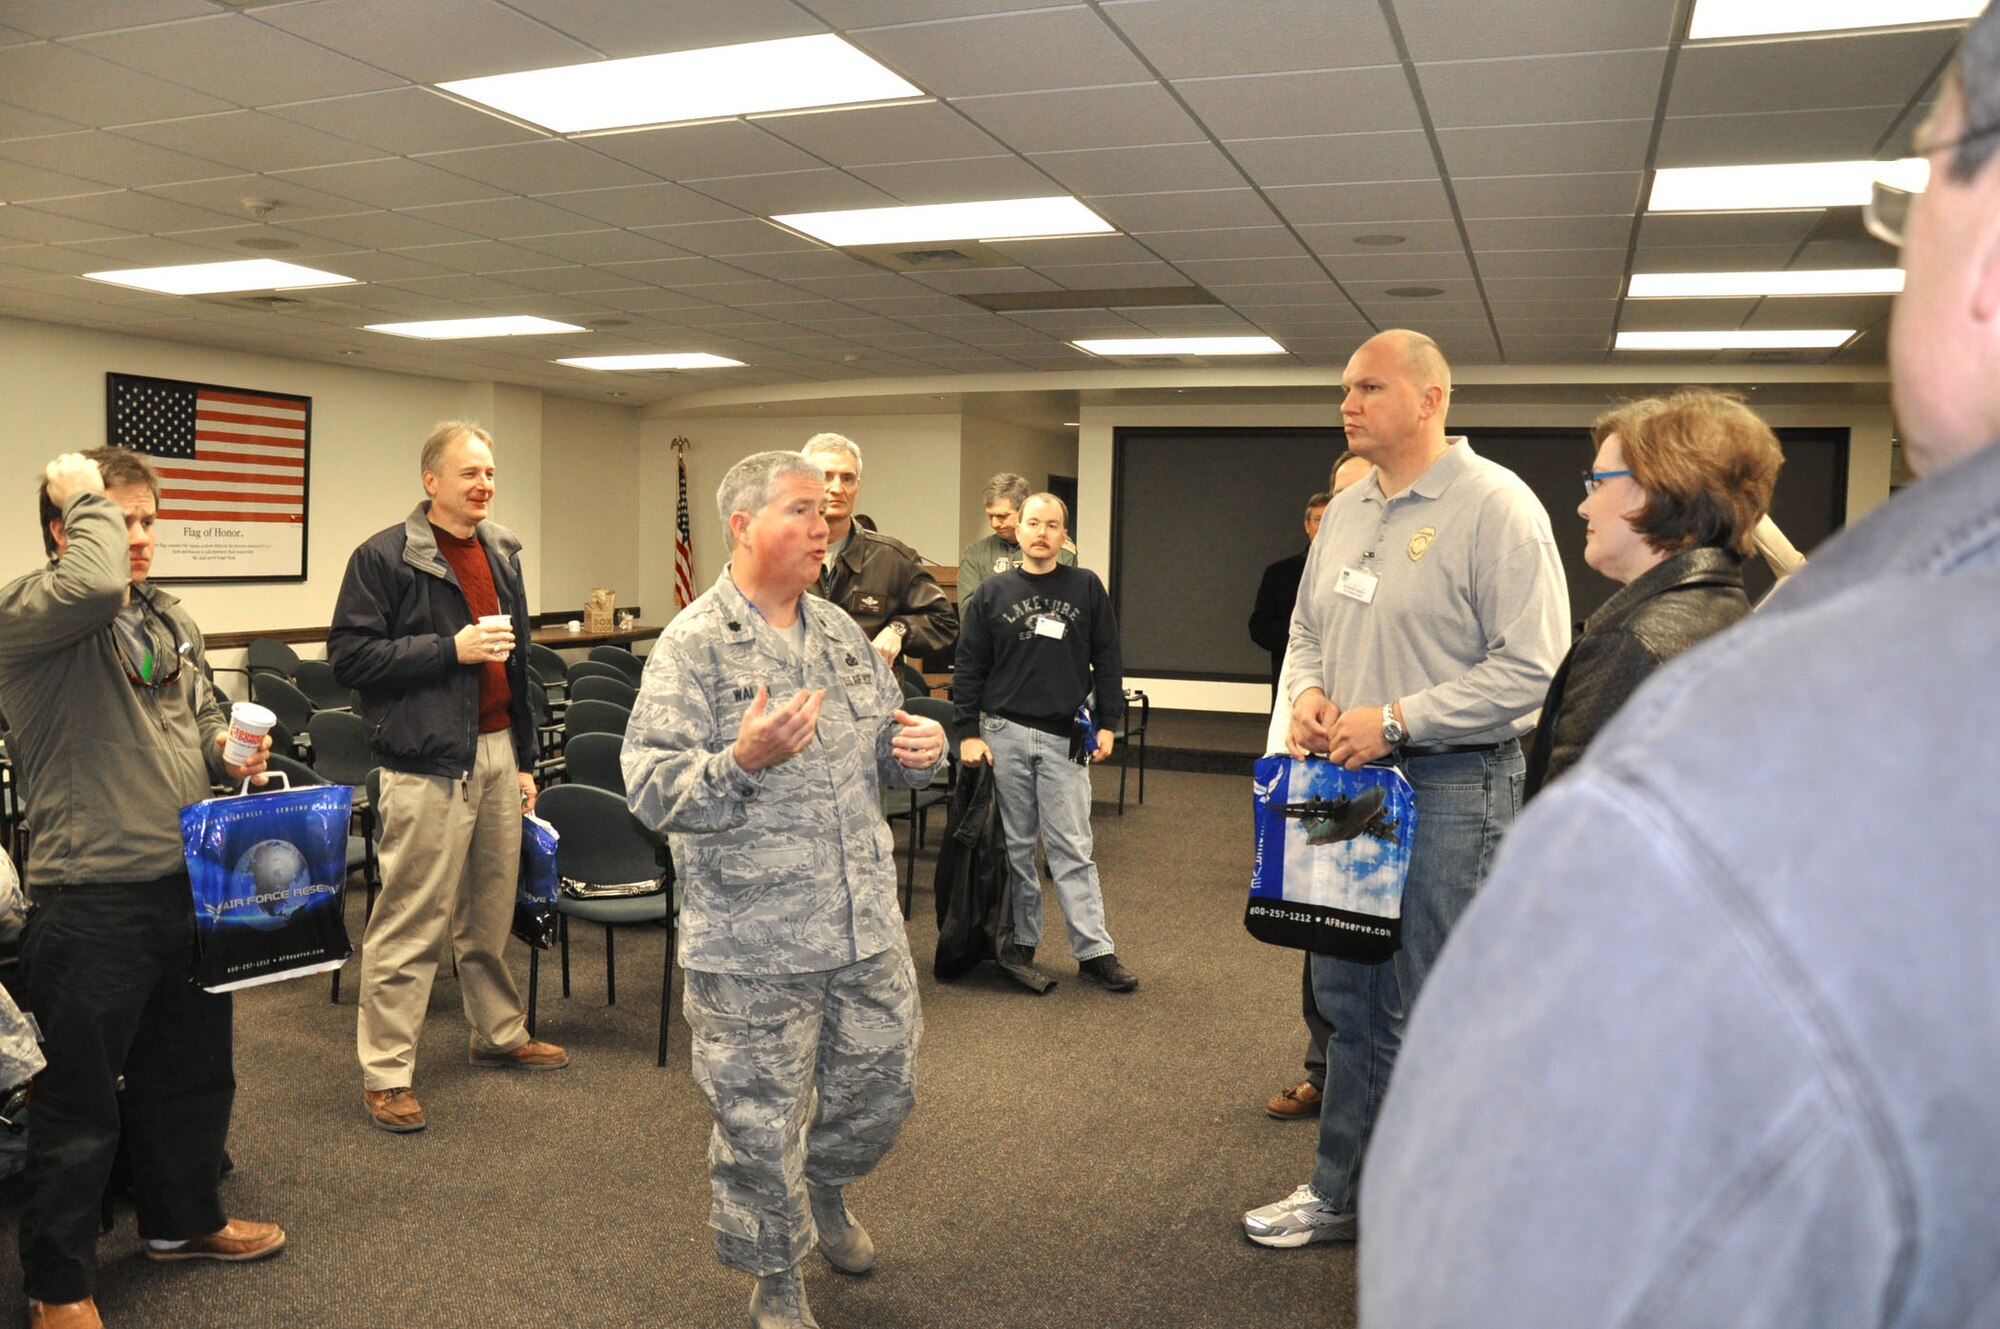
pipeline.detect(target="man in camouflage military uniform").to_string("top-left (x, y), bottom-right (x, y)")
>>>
top-left (623, 450), bottom-right (947, 1329)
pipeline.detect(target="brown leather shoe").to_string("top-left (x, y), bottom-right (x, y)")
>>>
top-left (144, 1217), bottom-right (286, 1263)
top-left (1266, 1079), bottom-right (1324, 1119)
top-left (364, 1086), bottom-right (427, 1132)
top-left (469, 1039), bottom-right (569, 1070)
top-left (27, 1298), bottom-right (102, 1329)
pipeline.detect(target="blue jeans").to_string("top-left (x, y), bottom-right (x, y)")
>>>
top-left (1310, 742), bottom-right (1524, 1212)
top-left (980, 716), bottom-right (1114, 961)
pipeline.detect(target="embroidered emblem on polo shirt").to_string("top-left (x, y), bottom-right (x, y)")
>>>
top-left (993, 556), bottom-right (1010, 572)
top-left (1407, 526), bottom-right (1436, 562)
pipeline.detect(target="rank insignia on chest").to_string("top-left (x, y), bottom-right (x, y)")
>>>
top-left (1407, 526), bottom-right (1437, 562)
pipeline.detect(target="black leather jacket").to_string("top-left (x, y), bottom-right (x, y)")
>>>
top-left (811, 525), bottom-right (958, 660)
top-left (328, 502), bottom-right (536, 779)
top-left (1524, 546), bottom-right (1749, 799)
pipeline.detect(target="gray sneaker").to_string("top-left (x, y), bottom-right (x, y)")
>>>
top-left (808, 1183), bottom-right (874, 1274)
top-left (1078, 952), bottom-right (1139, 992)
top-left (750, 1265), bottom-right (819, 1329)
top-left (1243, 1184), bottom-right (1358, 1247)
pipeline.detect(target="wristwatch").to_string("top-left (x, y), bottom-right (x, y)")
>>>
top-left (1381, 702), bottom-right (1406, 748)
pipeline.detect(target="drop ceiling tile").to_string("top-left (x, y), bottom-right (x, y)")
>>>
top-left (848, 9), bottom-right (1151, 98)
top-left (0, 130), bottom-right (237, 189)
top-left (143, 173), bottom-right (372, 224)
top-left (267, 88), bottom-right (545, 156)
top-left (1617, 299), bottom-right (1761, 329)
top-left (1739, 295), bottom-right (1895, 327)
top-left (1083, 188), bottom-right (1284, 233)
top-left (287, 209), bottom-right (483, 249)
top-left (671, 278), bottom-right (814, 307)
top-left (0, 206), bottom-right (132, 244)
top-left (64, 233), bottom-right (265, 268)
top-left (72, 14), bottom-right (404, 106)
top-left (1485, 274), bottom-right (1623, 300)
top-left (0, 41), bottom-right (234, 125)
top-left (1174, 255), bottom-right (1328, 286)
top-left (759, 101), bottom-right (1006, 167)
top-left (1467, 214), bottom-right (1636, 249)
top-left (377, 272), bottom-right (549, 303)
top-left (0, 103), bottom-right (84, 140)
top-left (1489, 298), bottom-right (1620, 320)
top-left (1201, 280), bottom-right (1357, 307)
top-left (1668, 27), bottom-right (1960, 118)
top-left (254, 0), bottom-right (600, 84)
top-left (850, 156), bottom-right (1057, 204)
top-left (1477, 248), bottom-right (1630, 278)
top-left (1655, 106), bottom-right (1906, 168)
top-left (0, 156), bottom-right (121, 203)
top-left (1178, 67), bottom-right (1421, 139)
top-left (118, 112), bottom-right (386, 174)
top-left (1029, 142), bottom-right (1246, 196)
top-left (1436, 118), bottom-right (1654, 178)
top-left (1635, 211), bottom-right (1824, 249)
top-left (376, 238), bottom-right (560, 273)
top-left (951, 84), bottom-right (1203, 154)
top-left (635, 217), bottom-right (816, 255)
top-left (505, 229), bottom-right (696, 266)
top-left (399, 196), bottom-right (611, 241)
top-left (715, 249), bottom-right (881, 281)
top-left (541, 185), bottom-right (749, 229)
top-left (1628, 243), bottom-right (1804, 272)
top-left (312, 249), bottom-right (458, 282)
top-left (169, 223), bottom-right (371, 260)
top-left (1323, 251), bottom-right (1475, 282)
top-left (1119, 305), bottom-right (1256, 332)
top-left (688, 170), bottom-right (896, 216)
top-left (1453, 172), bottom-right (1643, 219)
top-left (1033, 260), bottom-right (1198, 288)
top-left (591, 121), bottom-right (831, 182)
top-left (1795, 237), bottom-right (1899, 268)
top-left (1501, 333), bottom-right (1609, 358)
top-left (1493, 315), bottom-right (1614, 335)
top-left (904, 267), bottom-right (1054, 294)
top-left (273, 157), bottom-right (510, 209)
top-left (1226, 131), bottom-right (1437, 189)
top-left (0, 244), bottom-right (103, 275)
top-left (599, 255), bottom-right (764, 288)
top-left (1419, 50), bottom-right (1666, 128)
top-left (1266, 179), bottom-right (1453, 227)
top-left (0, 1), bottom-right (213, 39)
top-left (1297, 218), bottom-right (1468, 254)
top-left (28, 190), bottom-right (244, 235)
top-left (419, 140), bottom-right (661, 196)
top-left (1134, 226), bottom-right (1307, 261)
top-left (1392, 0), bottom-right (1676, 60)
top-left (502, 0), bottom-right (820, 56)
top-left (487, 265), bottom-right (649, 294)
top-left (1100, 0), bottom-right (1397, 77)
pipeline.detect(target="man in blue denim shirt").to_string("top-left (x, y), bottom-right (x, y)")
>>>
top-left (1243, 329), bottom-right (1568, 1247)
top-left (1359, 11), bottom-right (2000, 1326)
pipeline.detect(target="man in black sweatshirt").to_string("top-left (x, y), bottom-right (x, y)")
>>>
top-left (952, 494), bottom-right (1137, 992)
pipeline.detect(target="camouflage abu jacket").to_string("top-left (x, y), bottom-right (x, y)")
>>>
top-left (623, 568), bottom-right (941, 974)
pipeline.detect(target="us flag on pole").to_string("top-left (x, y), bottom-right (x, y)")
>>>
top-left (674, 449), bottom-right (695, 610)
top-left (107, 372), bottom-right (311, 580)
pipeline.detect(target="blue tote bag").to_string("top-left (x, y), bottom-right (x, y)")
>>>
top-left (1246, 755), bottom-right (1416, 965)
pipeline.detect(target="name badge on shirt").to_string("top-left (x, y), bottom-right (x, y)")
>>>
top-left (1033, 614), bottom-right (1067, 639)
top-left (1335, 566), bottom-right (1379, 605)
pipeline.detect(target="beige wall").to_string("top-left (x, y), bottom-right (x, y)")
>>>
top-left (956, 415), bottom-right (1078, 551)
top-left (539, 395), bottom-right (641, 615)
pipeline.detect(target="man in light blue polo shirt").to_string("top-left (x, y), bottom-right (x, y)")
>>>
top-left (1243, 328), bottom-right (1569, 1247)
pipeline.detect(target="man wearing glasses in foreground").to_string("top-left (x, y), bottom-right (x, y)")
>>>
top-left (1360, 8), bottom-right (2000, 1324)
top-left (0, 449), bottom-right (284, 1329)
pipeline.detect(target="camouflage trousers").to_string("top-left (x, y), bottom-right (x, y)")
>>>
top-left (684, 941), bottom-right (922, 1275)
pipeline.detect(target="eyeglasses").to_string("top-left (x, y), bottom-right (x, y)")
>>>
top-left (1582, 468), bottom-right (1632, 497)
top-left (114, 593), bottom-right (190, 691)
top-left (1865, 122), bottom-right (2000, 248)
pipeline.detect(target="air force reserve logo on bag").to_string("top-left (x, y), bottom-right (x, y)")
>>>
top-left (1246, 754), bottom-right (1415, 964)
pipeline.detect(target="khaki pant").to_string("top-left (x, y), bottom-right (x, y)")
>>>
top-left (357, 730), bottom-right (529, 1090)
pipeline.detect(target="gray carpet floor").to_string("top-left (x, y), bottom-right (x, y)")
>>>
top-left (1, 765), bottom-right (1358, 1328)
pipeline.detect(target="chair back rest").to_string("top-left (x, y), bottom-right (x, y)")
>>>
top-left (306, 709), bottom-right (373, 787)
top-left (261, 753), bottom-right (322, 787)
top-left (563, 731), bottom-right (626, 796)
top-left (569, 674), bottom-right (637, 708)
top-left (249, 674), bottom-right (317, 732)
top-left (537, 783), bottom-right (664, 887)
top-left (527, 643), bottom-right (569, 688)
top-left (245, 637), bottom-right (300, 680)
top-left (587, 645), bottom-right (644, 681)
top-left (292, 659), bottom-right (347, 710)
top-left (892, 661), bottom-right (930, 699)
top-left (563, 698), bottom-right (632, 742)
top-left (566, 659), bottom-right (628, 688)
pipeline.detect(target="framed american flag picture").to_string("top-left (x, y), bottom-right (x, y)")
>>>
top-left (105, 372), bottom-right (311, 582)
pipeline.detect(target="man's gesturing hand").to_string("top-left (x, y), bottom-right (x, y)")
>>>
top-left (732, 686), bottom-right (825, 772)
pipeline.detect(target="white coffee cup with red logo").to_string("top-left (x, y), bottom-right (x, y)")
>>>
top-left (223, 701), bottom-right (276, 769)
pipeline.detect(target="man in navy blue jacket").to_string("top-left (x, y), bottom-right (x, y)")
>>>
top-left (330, 420), bottom-right (566, 1135)
top-left (952, 493), bottom-right (1136, 993)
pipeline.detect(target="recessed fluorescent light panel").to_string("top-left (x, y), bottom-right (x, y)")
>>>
top-left (773, 197), bottom-right (1114, 247)
top-left (366, 316), bottom-right (585, 339)
top-left (1689, 0), bottom-right (1983, 39)
top-left (1628, 269), bottom-right (1905, 298)
top-left (1614, 330), bottom-right (1855, 350)
top-left (1071, 336), bottom-right (1287, 356)
top-left (84, 259), bottom-right (356, 295)
top-left (557, 353), bottom-right (746, 370)
top-left (439, 34), bottom-right (922, 134)
top-left (1649, 160), bottom-right (1929, 212)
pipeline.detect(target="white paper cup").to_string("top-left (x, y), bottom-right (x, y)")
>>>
top-left (565, 619), bottom-right (582, 632)
top-left (224, 701), bottom-right (276, 768)
top-left (478, 613), bottom-right (514, 660)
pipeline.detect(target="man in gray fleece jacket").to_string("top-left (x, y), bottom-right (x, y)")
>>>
top-left (0, 449), bottom-right (284, 1329)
